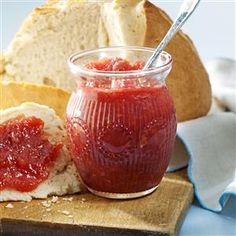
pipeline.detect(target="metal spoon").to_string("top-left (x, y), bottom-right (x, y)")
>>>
top-left (143, 0), bottom-right (200, 69)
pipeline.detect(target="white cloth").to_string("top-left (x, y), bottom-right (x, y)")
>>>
top-left (167, 58), bottom-right (236, 212)
top-left (170, 113), bottom-right (236, 212)
top-left (206, 58), bottom-right (236, 112)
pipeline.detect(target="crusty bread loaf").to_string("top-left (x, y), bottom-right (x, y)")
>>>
top-left (2, 0), bottom-right (211, 121)
top-left (142, 1), bottom-right (211, 121)
top-left (0, 102), bottom-right (81, 202)
top-left (0, 81), bottom-right (70, 119)
top-left (102, 0), bottom-right (211, 121)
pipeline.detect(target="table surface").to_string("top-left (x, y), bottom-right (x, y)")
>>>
top-left (1, 1), bottom-right (236, 235)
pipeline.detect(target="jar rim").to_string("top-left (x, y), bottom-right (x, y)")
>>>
top-left (68, 46), bottom-right (172, 78)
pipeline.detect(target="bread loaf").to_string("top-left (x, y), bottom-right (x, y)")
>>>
top-left (0, 102), bottom-right (81, 202)
top-left (0, 81), bottom-right (70, 119)
top-left (1, 0), bottom-right (211, 121)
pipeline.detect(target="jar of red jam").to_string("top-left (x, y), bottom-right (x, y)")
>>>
top-left (66, 47), bottom-right (176, 199)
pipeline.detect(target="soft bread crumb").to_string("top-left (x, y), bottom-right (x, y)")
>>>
top-left (4, 1), bottom-right (106, 92)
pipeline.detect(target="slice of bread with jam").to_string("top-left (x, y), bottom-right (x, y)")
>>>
top-left (0, 102), bottom-right (81, 202)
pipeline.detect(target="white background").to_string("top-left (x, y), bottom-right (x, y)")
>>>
top-left (1, 0), bottom-right (235, 63)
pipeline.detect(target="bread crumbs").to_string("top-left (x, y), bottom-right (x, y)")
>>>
top-left (62, 197), bottom-right (73, 202)
top-left (58, 210), bottom-right (70, 216)
top-left (5, 203), bottom-right (14, 209)
top-left (41, 201), bottom-right (51, 208)
top-left (51, 196), bottom-right (59, 203)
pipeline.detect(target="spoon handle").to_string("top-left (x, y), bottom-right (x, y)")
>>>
top-left (143, 0), bottom-right (200, 69)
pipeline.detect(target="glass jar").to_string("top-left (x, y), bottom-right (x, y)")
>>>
top-left (66, 46), bottom-right (176, 199)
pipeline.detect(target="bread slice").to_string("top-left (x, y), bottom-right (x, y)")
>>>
top-left (3, 1), bottom-right (107, 91)
top-left (0, 102), bottom-right (81, 202)
top-left (0, 81), bottom-right (70, 119)
top-left (2, 0), bottom-right (211, 121)
top-left (101, 0), bottom-right (146, 46)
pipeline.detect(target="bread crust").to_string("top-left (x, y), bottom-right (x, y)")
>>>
top-left (143, 1), bottom-right (211, 121)
top-left (0, 52), bottom-right (4, 74)
top-left (0, 81), bottom-right (70, 119)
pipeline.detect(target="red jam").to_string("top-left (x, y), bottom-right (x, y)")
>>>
top-left (66, 57), bottom-right (176, 194)
top-left (86, 57), bottom-right (145, 71)
top-left (0, 116), bottom-right (62, 192)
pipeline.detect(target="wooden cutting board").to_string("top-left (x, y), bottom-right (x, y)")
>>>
top-left (0, 169), bottom-right (193, 236)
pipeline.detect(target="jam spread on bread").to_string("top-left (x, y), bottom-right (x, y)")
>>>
top-left (0, 116), bottom-right (62, 192)
top-left (66, 58), bottom-right (176, 193)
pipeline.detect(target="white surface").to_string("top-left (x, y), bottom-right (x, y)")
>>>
top-left (1, 1), bottom-right (236, 235)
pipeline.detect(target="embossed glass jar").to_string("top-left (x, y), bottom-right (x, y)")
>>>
top-left (66, 46), bottom-right (177, 199)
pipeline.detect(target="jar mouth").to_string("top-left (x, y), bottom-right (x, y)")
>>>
top-left (68, 46), bottom-right (172, 78)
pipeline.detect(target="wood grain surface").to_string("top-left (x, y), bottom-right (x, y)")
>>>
top-left (0, 169), bottom-right (193, 236)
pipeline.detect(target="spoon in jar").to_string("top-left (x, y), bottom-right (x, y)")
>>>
top-left (143, 0), bottom-right (200, 69)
